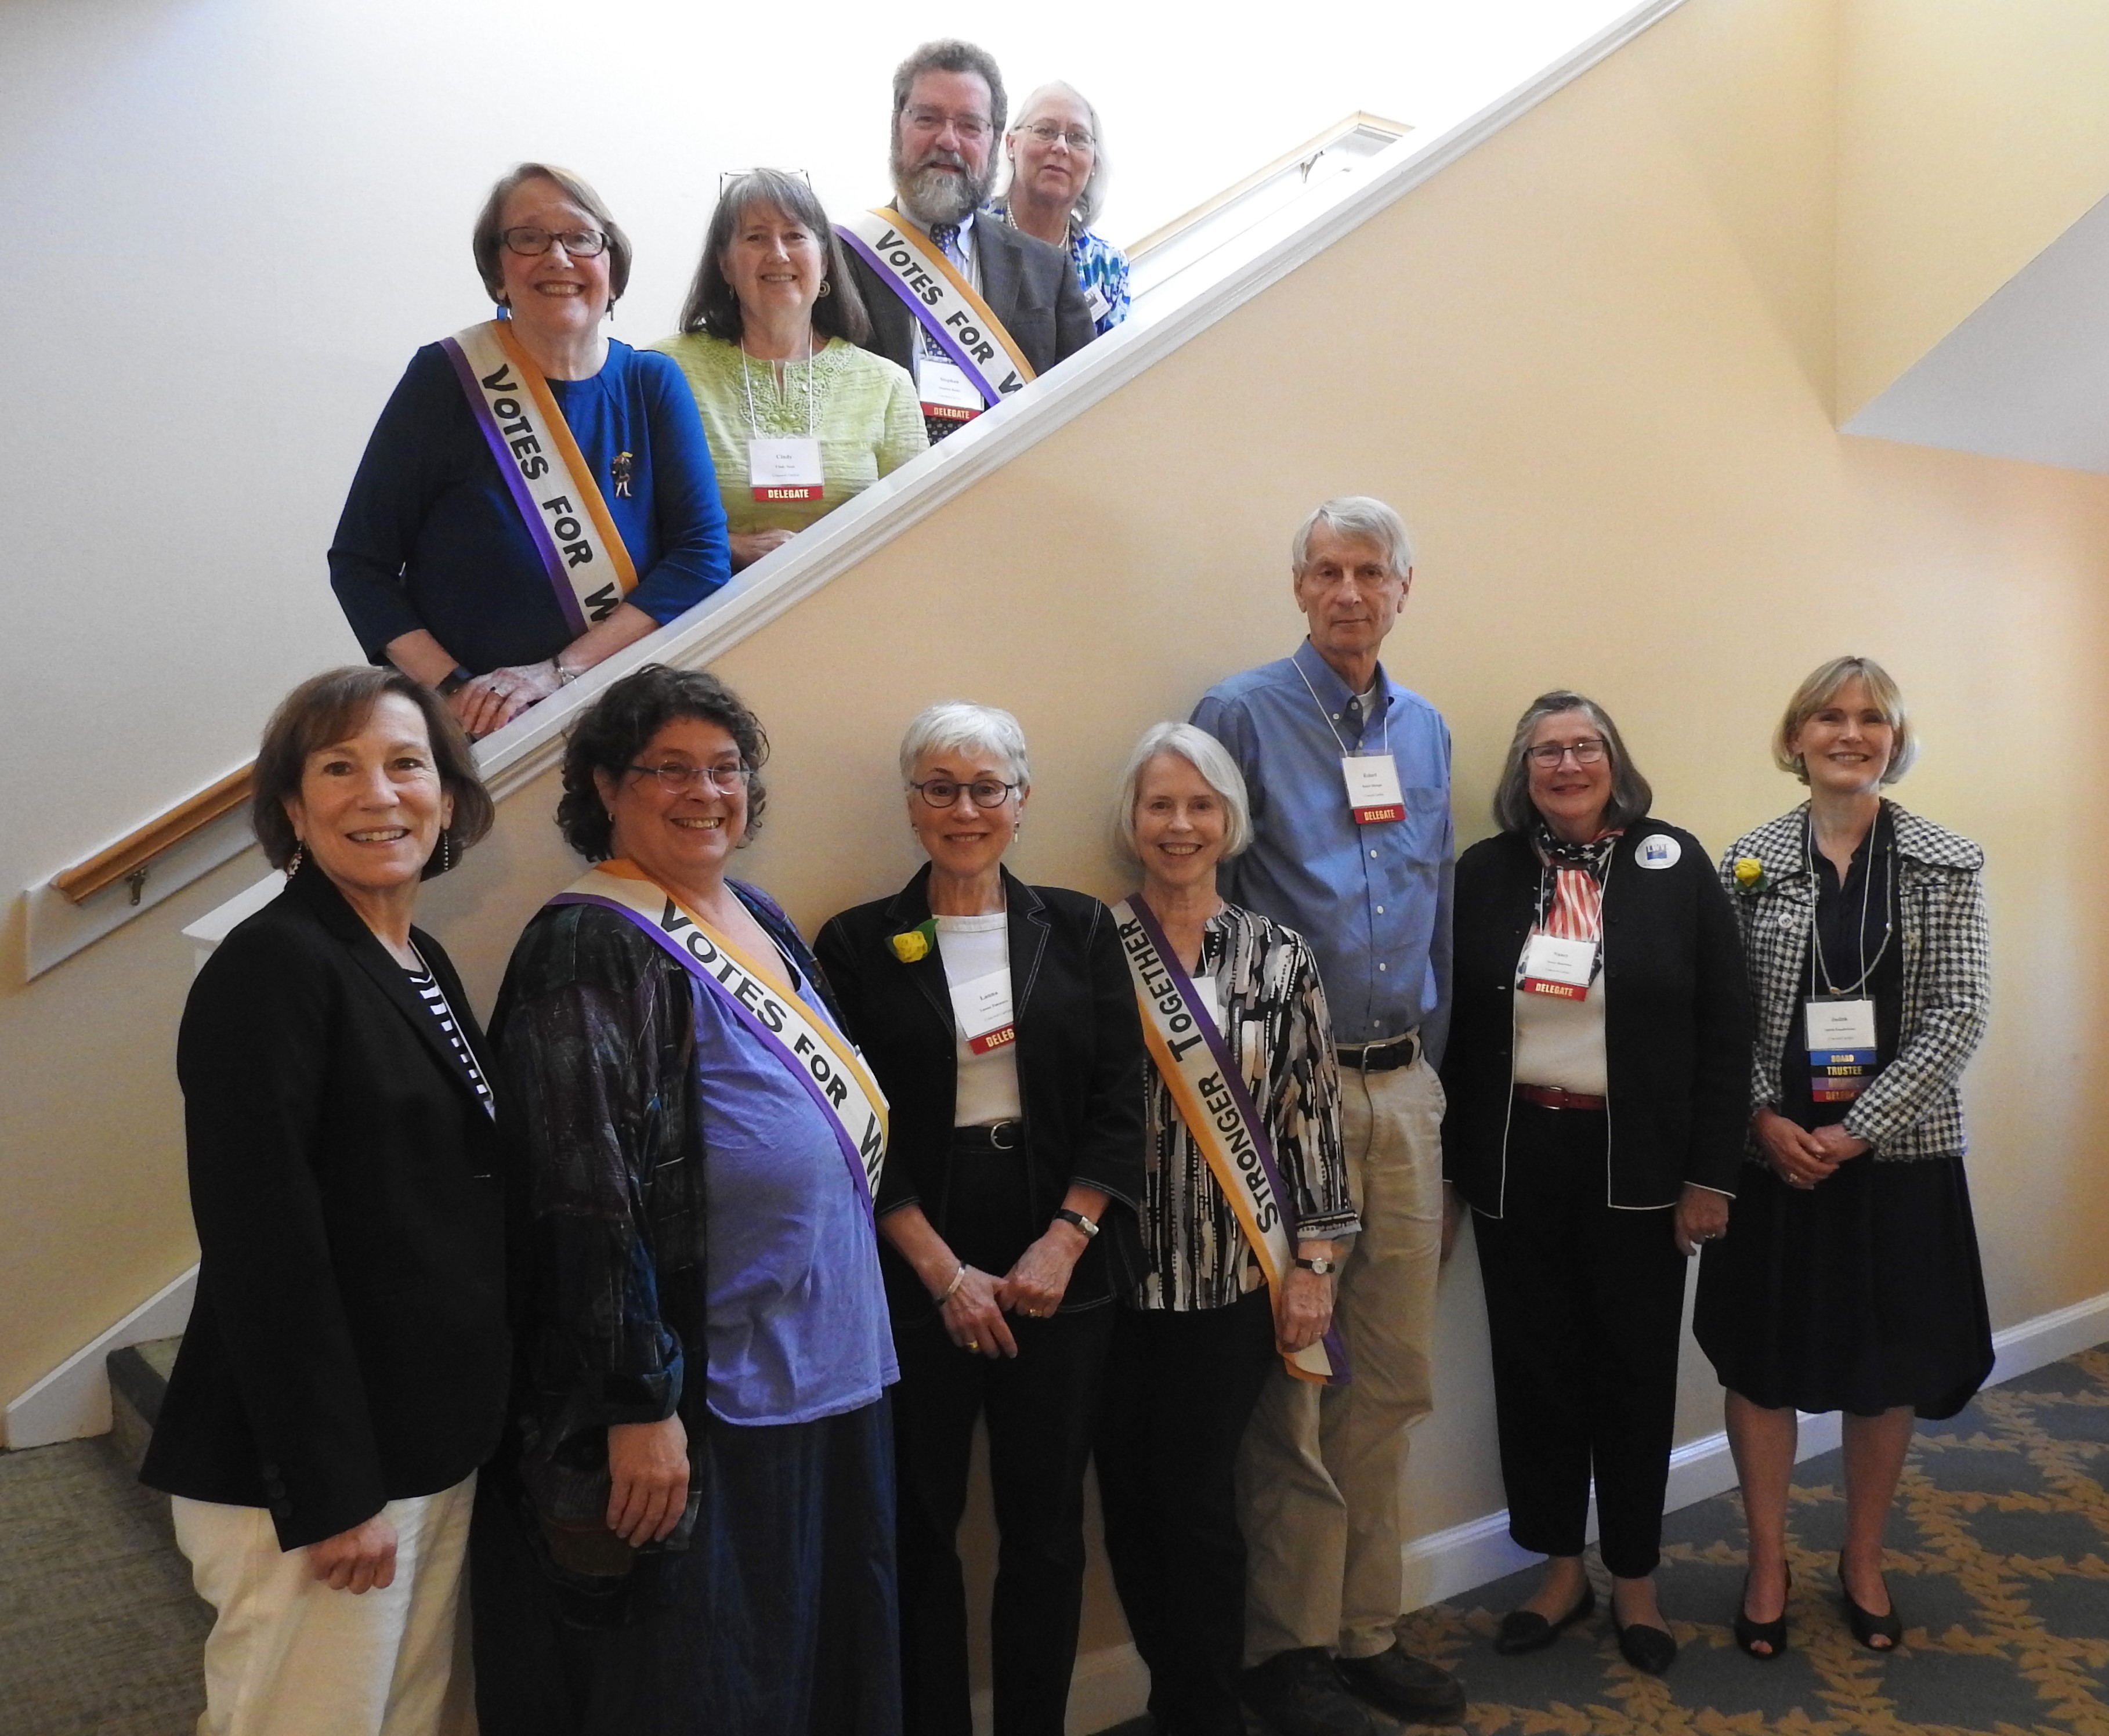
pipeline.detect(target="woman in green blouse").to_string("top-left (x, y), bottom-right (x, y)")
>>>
top-left (655, 170), bottom-right (927, 572)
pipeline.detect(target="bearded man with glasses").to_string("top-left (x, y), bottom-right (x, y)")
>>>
top-left (838, 40), bottom-right (1097, 444)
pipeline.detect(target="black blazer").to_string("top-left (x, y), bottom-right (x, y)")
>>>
top-left (1439, 818), bottom-right (1752, 1214)
top-left (140, 864), bottom-right (508, 1549)
top-left (815, 867), bottom-right (1145, 1318)
top-left (845, 217), bottom-right (1097, 386)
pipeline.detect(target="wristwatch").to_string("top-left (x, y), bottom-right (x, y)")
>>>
top-left (435, 666), bottom-right (474, 698)
top-left (1055, 1207), bottom-right (1099, 1239)
top-left (1293, 1255), bottom-right (1336, 1275)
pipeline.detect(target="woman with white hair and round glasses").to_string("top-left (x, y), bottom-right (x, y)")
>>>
top-left (816, 702), bottom-right (1145, 1736)
top-left (1092, 722), bottom-right (1358, 1736)
top-left (988, 82), bottom-right (1129, 334)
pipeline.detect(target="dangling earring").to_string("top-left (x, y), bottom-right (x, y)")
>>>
top-left (438, 829), bottom-right (454, 875)
top-left (285, 841), bottom-right (305, 878)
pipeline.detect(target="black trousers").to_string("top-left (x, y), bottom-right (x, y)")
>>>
top-left (1095, 1287), bottom-right (1279, 1736)
top-left (1471, 1102), bottom-right (1688, 1579)
top-left (891, 1145), bottom-right (1115, 1736)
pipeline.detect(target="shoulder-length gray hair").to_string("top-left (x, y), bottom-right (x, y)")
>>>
top-left (1113, 722), bottom-right (1251, 860)
top-left (1491, 691), bottom-right (1653, 834)
top-left (898, 700), bottom-right (1030, 787)
top-left (1003, 81), bottom-right (1110, 230)
top-left (1772, 654), bottom-right (1918, 784)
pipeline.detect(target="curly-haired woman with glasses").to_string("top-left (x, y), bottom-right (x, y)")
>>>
top-left (471, 664), bottom-right (900, 1735)
top-left (330, 164), bottom-right (729, 741)
top-left (815, 701), bottom-right (1146, 1736)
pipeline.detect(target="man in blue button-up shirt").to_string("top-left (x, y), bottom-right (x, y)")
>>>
top-left (1192, 496), bottom-right (1464, 1734)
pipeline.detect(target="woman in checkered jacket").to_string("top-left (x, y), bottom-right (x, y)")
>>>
top-left (1695, 655), bottom-right (1992, 1663)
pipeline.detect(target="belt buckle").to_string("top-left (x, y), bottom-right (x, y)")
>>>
top-left (987, 1120), bottom-right (1020, 1151)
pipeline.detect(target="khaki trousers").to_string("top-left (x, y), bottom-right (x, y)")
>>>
top-left (173, 1473), bottom-right (477, 1736)
top-left (1238, 1058), bottom-right (1444, 1663)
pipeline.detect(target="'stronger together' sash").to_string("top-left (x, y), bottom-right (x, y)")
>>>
top-left (1112, 899), bottom-right (1350, 1386)
top-left (839, 209), bottom-right (1037, 412)
top-left (552, 864), bottom-right (888, 1211)
top-left (442, 321), bottom-right (639, 637)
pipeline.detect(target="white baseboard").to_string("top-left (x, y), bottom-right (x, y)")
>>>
top-left (3, 1265), bottom-right (196, 1450)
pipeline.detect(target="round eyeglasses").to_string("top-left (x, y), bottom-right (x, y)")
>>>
top-left (626, 761), bottom-right (751, 794)
top-left (501, 226), bottom-right (609, 259)
top-left (909, 777), bottom-right (1020, 809)
top-left (1525, 740), bottom-right (1608, 768)
top-left (1018, 121), bottom-right (1095, 151)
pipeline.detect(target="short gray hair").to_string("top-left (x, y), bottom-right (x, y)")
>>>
top-left (1115, 722), bottom-right (1252, 860)
top-left (1004, 81), bottom-right (1110, 230)
top-left (1291, 496), bottom-right (1415, 576)
top-left (898, 700), bottom-right (1030, 787)
top-left (1491, 691), bottom-right (1654, 834)
top-left (1772, 654), bottom-right (1918, 785)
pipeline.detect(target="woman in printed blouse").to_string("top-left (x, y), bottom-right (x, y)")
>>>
top-left (1698, 656), bottom-right (1992, 1661)
top-left (654, 169), bottom-right (925, 573)
top-left (815, 701), bottom-right (1145, 1736)
top-left (330, 163), bottom-right (729, 739)
top-left (472, 664), bottom-right (900, 1736)
top-left (1093, 722), bottom-right (1358, 1736)
top-left (987, 83), bottom-right (1130, 335)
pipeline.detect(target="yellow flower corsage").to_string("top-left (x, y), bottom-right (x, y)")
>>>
top-left (1732, 856), bottom-right (1767, 894)
top-left (889, 918), bottom-right (937, 964)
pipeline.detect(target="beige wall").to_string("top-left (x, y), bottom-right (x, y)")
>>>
top-left (1837, 0), bottom-right (2109, 420)
top-left (6, 0), bottom-right (2109, 1686)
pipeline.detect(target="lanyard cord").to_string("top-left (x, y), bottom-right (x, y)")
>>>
top-left (1805, 811), bottom-right (1894, 1000)
top-left (1292, 657), bottom-right (1390, 760)
top-left (739, 335), bottom-right (816, 442)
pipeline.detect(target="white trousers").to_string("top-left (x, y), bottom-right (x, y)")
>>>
top-left (172, 1472), bottom-right (477, 1736)
top-left (1238, 1058), bottom-right (1446, 1663)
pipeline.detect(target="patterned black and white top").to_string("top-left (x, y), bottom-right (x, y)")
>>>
top-left (406, 954), bottom-right (495, 1119)
top-left (1134, 905), bottom-right (1360, 1311)
top-left (1720, 801), bottom-right (1987, 1162)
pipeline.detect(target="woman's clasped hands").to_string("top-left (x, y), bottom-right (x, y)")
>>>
top-left (1753, 1106), bottom-right (1869, 1189)
top-left (938, 1216), bottom-right (1095, 1358)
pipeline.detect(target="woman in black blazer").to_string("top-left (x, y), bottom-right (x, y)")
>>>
top-left (815, 701), bottom-right (1144, 1736)
top-left (1440, 692), bottom-right (1749, 1677)
top-left (141, 667), bottom-right (504, 1735)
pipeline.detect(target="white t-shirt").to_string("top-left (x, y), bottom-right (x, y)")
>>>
top-left (1512, 964), bottom-right (1609, 1097)
top-left (936, 913), bottom-right (1022, 1127)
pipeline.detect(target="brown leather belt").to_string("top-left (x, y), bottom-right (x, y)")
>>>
top-left (1337, 1033), bottom-right (1421, 1073)
top-left (1516, 1083), bottom-right (1607, 1111)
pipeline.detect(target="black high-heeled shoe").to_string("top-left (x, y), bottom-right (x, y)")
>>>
top-left (1493, 1582), bottom-right (1595, 1655)
top-left (1839, 1556), bottom-right (1902, 1651)
top-left (1734, 1567), bottom-right (1791, 1660)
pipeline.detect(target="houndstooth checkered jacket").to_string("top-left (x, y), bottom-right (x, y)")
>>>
top-left (1718, 801), bottom-right (1988, 1162)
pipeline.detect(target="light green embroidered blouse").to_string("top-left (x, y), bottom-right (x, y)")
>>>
top-left (650, 333), bottom-right (927, 538)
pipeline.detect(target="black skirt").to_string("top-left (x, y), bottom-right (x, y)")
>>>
top-left (1694, 1155), bottom-right (1992, 1420)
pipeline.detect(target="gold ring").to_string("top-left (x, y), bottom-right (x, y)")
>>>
top-left (965, 1340), bottom-right (979, 1352)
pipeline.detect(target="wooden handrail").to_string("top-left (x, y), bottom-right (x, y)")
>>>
top-left (1127, 111), bottom-right (1412, 261)
top-left (52, 762), bottom-right (255, 905)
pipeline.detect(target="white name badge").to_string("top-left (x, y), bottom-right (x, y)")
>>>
top-left (1084, 283), bottom-right (1113, 324)
top-left (1341, 754), bottom-right (1405, 825)
top-left (1636, 834), bottom-right (1681, 870)
top-left (1521, 932), bottom-right (1597, 1000)
top-left (917, 355), bottom-right (985, 422)
top-left (950, 967), bottom-right (1017, 1056)
top-left (1804, 996), bottom-right (1876, 1053)
top-left (748, 436), bottom-right (823, 501)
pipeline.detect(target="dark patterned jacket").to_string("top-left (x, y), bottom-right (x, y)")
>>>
top-left (1720, 802), bottom-right (1988, 1161)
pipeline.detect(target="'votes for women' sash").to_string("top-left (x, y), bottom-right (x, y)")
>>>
top-left (551, 863), bottom-right (888, 1212)
top-left (1112, 899), bottom-right (1349, 1386)
top-left (441, 321), bottom-right (639, 638)
top-left (838, 209), bottom-right (1038, 413)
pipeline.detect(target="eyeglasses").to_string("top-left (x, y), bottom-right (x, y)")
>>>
top-left (626, 761), bottom-right (751, 794)
top-left (1525, 740), bottom-right (1608, 768)
top-left (1018, 121), bottom-right (1095, 150)
top-left (910, 777), bottom-right (1019, 809)
top-left (903, 107), bottom-right (992, 142)
top-left (501, 226), bottom-right (609, 259)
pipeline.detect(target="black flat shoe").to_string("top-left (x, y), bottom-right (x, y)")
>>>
top-left (1493, 1582), bottom-right (1595, 1655)
top-left (1734, 1568), bottom-right (1790, 1660)
top-left (1840, 1556), bottom-right (1903, 1651)
top-left (1611, 1611), bottom-right (1677, 1675)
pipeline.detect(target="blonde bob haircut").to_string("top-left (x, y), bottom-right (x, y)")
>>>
top-left (1114, 722), bottom-right (1253, 860)
top-left (472, 162), bottom-right (634, 305)
top-left (1772, 655), bottom-right (1917, 785)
